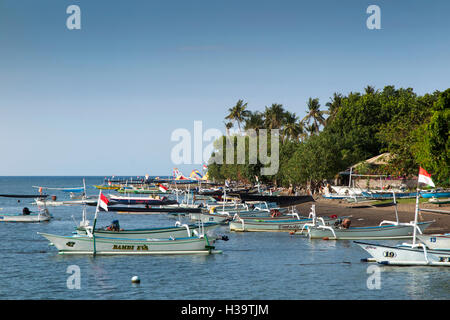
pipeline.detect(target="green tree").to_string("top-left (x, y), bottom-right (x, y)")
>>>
top-left (225, 100), bottom-right (251, 133)
top-left (302, 98), bottom-right (326, 134)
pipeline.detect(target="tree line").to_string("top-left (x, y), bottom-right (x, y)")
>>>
top-left (207, 86), bottom-right (450, 188)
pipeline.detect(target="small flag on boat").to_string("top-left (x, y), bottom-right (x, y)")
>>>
top-left (225, 180), bottom-right (230, 187)
top-left (159, 184), bottom-right (168, 193)
top-left (418, 167), bottom-right (435, 187)
top-left (255, 175), bottom-right (259, 182)
top-left (203, 164), bottom-right (208, 170)
top-left (99, 192), bottom-right (109, 211)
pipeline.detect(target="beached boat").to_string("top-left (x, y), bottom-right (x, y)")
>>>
top-left (428, 197), bottom-right (450, 205)
top-left (361, 191), bottom-right (417, 200)
top-left (420, 190), bottom-right (450, 198)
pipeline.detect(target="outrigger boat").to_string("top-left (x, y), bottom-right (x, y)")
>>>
top-left (301, 193), bottom-right (434, 240)
top-left (38, 191), bottom-right (220, 255)
top-left (356, 169), bottom-right (450, 266)
top-left (108, 194), bottom-right (177, 206)
top-left (39, 232), bottom-right (217, 255)
top-left (229, 206), bottom-right (343, 232)
top-left (416, 234), bottom-right (450, 251)
top-left (0, 205), bottom-right (51, 222)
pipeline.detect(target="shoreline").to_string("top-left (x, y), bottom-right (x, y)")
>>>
top-left (294, 198), bottom-right (450, 234)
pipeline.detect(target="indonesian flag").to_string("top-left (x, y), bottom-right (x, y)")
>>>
top-left (99, 192), bottom-right (109, 211)
top-left (159, 184), bottom-right (168, 193)
top-left (418, 167), bottom-right (435, 187)
top-left (203, 164), bottom-right (208, 171)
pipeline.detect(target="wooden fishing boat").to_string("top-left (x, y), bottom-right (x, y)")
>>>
top-left (0, 207), bottom-right (51, 222)
top-left (93, 185), bottom-right (121, 190)
top-left (108, 194), bottom-right (177, 206)
top-left (105, 205), bottom-right (202, 214)
top-left (229, 192), bottom-right (314, 207)
top-left (0, 194), bottom-right (48, 198)
top-left (229, 207), bottom-right (342, 232)
top-left (305, 221), bottom-right (433, 240)
top-left (38, 232), bottom-right (217, 255)
top-left (416, 234), bottom-right (450, 251)
top-left (428, 197), bottom-right (450, 205)
top-left (38, 190), bottom-right (220, 255)
top-left (304, 192), bottom-right (434, 240)
top-left (356, 241), bottom-right (450, 266)
top-left (420, 190), bottom-right (450, 198)
top-left (356, 178), bottom-right (450, 266)
top-left (76, 221), bottom-right (221, 239)
top-left (361, 191), bottom-right (417, 200)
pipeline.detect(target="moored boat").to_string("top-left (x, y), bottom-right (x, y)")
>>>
top-left (39, 232), bottom-right (217, 255)
top-left (416, 234), bottom-right (450, 251)
top-left (76, 221), bottom-right (221, 239)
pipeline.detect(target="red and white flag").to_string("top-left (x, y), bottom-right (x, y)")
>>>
top-left (159, 184), bottom-right (168, 193)
top-left (99, 192), bottom-right (109, 211)
top-left (418, 167), bottom-right (435, 187)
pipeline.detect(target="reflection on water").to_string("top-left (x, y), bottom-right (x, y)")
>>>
top-left (0, 177), bottom-right (449, 299)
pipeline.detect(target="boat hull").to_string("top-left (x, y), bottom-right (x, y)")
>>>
top-left (76, 222), bottom-right (221, 239)
top-left (229, 217), bottom-right (340, 232)
top-left (0, 214), bottom-right (51, 222)
top-left (39, 233), bottom-right (214, 255)
top-left (416, 234), bottom-right (450, 250)
top-left (355, 241), bottom-right (450, 266)
top-left (307, 221), bottom-right (433, 240)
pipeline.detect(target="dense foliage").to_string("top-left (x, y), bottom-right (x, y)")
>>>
top-left (208, 86), bottom-right (450, 187)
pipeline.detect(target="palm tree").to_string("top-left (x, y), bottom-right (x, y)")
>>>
top-left (263, 103), bottom-right (285, 130)
top-left (325, 92), bottom-right (343, 125)
top-left (244, 111), bottom-right (264, 134)
top-left (364, 85), bottom-right (376, 94)
top-left (282, 111), bottom-right (304, 142)
top-left (302, 98), bottom-right (326, 134)
top-left (305, 123), bottom-right (318, 136)
top-left (224, 121), bottom-right (233, 136)
top-left (225, 100), bottom-right (251, 133)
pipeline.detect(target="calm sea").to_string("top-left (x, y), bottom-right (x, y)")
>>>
top-left (0, 176), bottom-right (448, 300)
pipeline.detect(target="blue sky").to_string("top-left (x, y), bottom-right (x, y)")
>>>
top-left (0, 0), bottom-right (449, 176)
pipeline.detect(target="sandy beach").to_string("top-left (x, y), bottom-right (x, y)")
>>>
top-left (295, 198), bottom-right (450, 234)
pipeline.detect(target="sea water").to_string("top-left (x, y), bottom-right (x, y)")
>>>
top-left (0, 176), bottom-right (449, 300)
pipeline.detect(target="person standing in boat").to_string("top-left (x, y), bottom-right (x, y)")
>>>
top-left (22, 207), bottom-right (31, 215)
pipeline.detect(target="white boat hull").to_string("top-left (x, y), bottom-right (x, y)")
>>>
top-left (229, 217), bottom-right (340, 232)
top-left (76, 223), bottom-right (220, 239)
top-left (0, 212), bottom-right (51, 222)
top-left (307, 221), bottom-right (433, 240)
top-left (355, 241), bottom-right (450, 266)
top-left (416, 234), bottom-right (450, 250)
top-left (39, 233), bottom-right (215, 255)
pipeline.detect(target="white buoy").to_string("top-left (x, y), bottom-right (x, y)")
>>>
top-left (131, 276), bottom-right (140, 284)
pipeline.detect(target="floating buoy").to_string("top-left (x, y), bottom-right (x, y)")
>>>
top-left (131, 276), bottom-right (140, 284)
top-left (289, 231), bottom-right (295, 235)
top-left (322, 237), bottom-right (329, 240)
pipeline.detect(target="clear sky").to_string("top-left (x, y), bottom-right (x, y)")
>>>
top-left (0, 0), bottom-right (449, 176)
